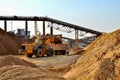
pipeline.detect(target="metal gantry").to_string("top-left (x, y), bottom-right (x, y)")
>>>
top-left (0, 16), bottom-right (102, 47)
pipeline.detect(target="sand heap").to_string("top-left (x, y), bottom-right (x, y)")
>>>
top-left (0, 55), bottom-right (37, 68)
top-left (0, 28), bottom-right (22, 55)
top-left (69, 46), bottom-right (82, 55)
top-left (64, 29), bottom-right (120, 80)
top-left (0, 55), bottom-right (65, 80)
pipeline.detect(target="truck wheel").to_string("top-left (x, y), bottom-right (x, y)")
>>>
top-left (46, 48), bottom-right (53, 56)
top-left (26, 54), bottom-right (33, 58)
top-left (35, 49), bottom-right (44, 58)
top-left (61, 50), bottom-right (66, 55)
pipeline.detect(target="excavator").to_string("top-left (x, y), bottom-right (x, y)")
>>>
top-left (19, 21), bottom-right (68, 57)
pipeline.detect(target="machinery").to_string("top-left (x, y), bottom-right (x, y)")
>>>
top-left (19, 21), bottom-right (68, 57)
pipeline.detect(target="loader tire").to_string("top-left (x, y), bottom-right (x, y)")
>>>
top-left (35, 49), bottom-right (44, 58)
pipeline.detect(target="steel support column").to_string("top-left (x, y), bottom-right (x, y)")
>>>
top-left (25, 20), bottom-right (28, 39)
top-left (50, 22), bottom-right (53, 35)
top-left (43, 21), bottom-right (45, 36)
top-left (4, 20), bottom-right (7, 31)
top-left (34, 21), bottom-right (37, 35)
top-left (75, 29), bottom-right (79, 47)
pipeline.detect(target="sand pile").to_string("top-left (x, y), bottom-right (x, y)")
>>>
top-left (0, 66), bottom-right (65, 80)
top-left (69, 46), bottom-right (83, 55)
top-left (0, 28), bottom-right (22, 55)
top-left (94, 58), bottom-right (115, 80)
top-left (0, 55), bottom-right (37, 68)
top-left (63, 29), bottom-right (120, 80)
top-left (0, 55), bottom-right (65, 80)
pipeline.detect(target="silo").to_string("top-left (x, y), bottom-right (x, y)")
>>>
top-left (27, 31), bottom-right (31, 38)
top-left (17, 29), bottom-right (25, 36)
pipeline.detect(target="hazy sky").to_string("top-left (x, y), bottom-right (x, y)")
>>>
top-left (0, 0), bottom-right (120, 35)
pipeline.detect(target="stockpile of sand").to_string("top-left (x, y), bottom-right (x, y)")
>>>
top-left (0, 55), bottom-right (37, 68)
top-left (0, 66), bottom-right (65, 80)
top-left (64, 29), bottom-right (120, 80)
top-left (0, 55), bottom-right (65, 80)
top-left (69, 46), bottom-right (83, 55)
top-left (0, 28), bottom-right (22, 55)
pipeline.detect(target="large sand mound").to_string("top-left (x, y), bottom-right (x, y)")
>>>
top-left (64, 29), bottom-right (120, 80)
top-left (0, 55), bottom-right (65, 80)
top-left (0, 65), bottom-right (65, 80)
top-left (0, 28), bottom-right (22, 55)
top-left (0, 55), bottom-right (37, 68)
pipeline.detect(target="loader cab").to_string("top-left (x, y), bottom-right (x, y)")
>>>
top-left (21, 45), bottom-right (25, 50)
top-left (19, 43), bottom-right (35, 55)
top-left (19, 44), bottom-right (26, 54)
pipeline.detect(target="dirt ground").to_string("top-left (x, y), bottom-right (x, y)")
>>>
top-left (16, 54), bottom-right (80, 76)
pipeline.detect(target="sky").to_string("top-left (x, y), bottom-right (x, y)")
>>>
top-left (0, 0), bottom-right (120, 38)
